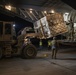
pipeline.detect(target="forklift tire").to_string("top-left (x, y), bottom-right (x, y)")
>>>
top-left (0, 48), bottom-right (2, 59)
top-left (21, 44), bottom-right (37, 59)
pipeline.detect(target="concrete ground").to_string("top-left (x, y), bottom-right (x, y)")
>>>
top-left (0, 48), bottom-right (76, 75)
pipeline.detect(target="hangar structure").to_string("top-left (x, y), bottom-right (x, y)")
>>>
top-left (0, 0), bottom-right (75, 22)
top-left (0, 0), bottom-right (76, 41)
top-left (0, 0), bottom-right (76, 59)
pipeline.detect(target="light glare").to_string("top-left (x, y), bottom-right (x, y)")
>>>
top-left (5, 5), bottom-right (11, 10)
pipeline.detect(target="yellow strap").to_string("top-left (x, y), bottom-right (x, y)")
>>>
top-left (40, 42), bottom-right (42, 45)
top-left (48, 41), bottom-right (51, 45)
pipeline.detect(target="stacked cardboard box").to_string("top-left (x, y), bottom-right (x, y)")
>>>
top-left (34, 12), bottom-right (68, 38)
top-left (46, 13), bottom-right (68, 37)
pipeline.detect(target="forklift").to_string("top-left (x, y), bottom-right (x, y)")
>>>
top-left (0, 21), bottom-right (37, 59)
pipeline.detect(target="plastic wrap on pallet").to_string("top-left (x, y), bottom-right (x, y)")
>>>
top-left (46, 13), bottom-right (68, 37)
top-left (40, 17), bottom-right (51, 38)
top-left (34, 20), bottom-right (41, 29)
top-left (34, 20), bottom-right (44, 38)
top-left (34, 12), bottom-right (68, 38)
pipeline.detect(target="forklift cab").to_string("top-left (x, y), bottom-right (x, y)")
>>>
top-left (0, 21), bottom-right (15, 41)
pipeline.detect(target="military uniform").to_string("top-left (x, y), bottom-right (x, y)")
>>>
top-left (51, 37), bottom-right (58, 59)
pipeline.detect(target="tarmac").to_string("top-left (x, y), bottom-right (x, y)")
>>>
top-left (0, 48), bottom-right (76, 75)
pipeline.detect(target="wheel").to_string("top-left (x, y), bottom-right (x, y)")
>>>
top-left (0, 48), bottom-right (2, 59)
top-left (21, 44), bottom-right (37, 59)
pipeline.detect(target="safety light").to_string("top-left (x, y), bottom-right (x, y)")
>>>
top-left (5, 5), bottom-right (12, 11)
top-left (50, 10), bottom-right (55, 14)
top-left (29, 8), bottom-right (33, 13)
top-left (44, 11), bottom-right (47, 14)
top-left (13, 24), bottom-right (15, 27)
top-left (30, 10), bottom-right (32, 13)
top-left (24, 38), bottom-right (28, 42)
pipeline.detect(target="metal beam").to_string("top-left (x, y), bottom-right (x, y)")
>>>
top-left (25, 10), bottom-right (34, 21)
top-left (13, 4), bottom-right (52, 11)
top-left (34, 10), bottom-right (39, 15)
top-left (31, 12), bottom-right (38, 20)
top-left (19, 8), bottom-right (27, 18)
